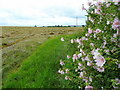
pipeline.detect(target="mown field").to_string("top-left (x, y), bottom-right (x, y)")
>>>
top-left (2, 26), bottom-right (84, 88)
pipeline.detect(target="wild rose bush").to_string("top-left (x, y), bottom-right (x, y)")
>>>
top-left (58, 1), bottom-right (120, 89)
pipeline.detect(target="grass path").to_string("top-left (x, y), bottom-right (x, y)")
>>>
top-left (3, 31), bottom-right (84, 88)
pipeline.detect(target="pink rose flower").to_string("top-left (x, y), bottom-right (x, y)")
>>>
top-left (58, 70), bottom-right (61, 73)
top-left (61, 37), bottom-right (64, 41)
top-left (82, 4), bottom-right (86, 10)
top-left (58, 70), bottom-right (65, 74)
top-left (77, 45), bottom-right (80, 48)
top-left (78, 53), bottom-right (82, 58)
top-left (76, 38), bottom-right (79, 43)
top-left (107, 21), bottom-right (110, 25)
top-left (85, 85), bottom-right (93, 90)
top-left (67, 55), bottom-right (70, 59)
top-left (85, 56), bottom-right (90, 61)
top-left (88, 28), bottom-right (93, 33)
top-left (75, 38), bottom-right (83, 45)
top-left (91, 49), bottom-right (95, 55)
top-left (113, 86), bottom-right (118, 89)
top-left (89, 77), bottom-right (92, 82)
top-left (72, 54), bottom-right (78, 61)
top-left (89, 17), bottom-right (94, 23)
top-left (65, 69), bottom-right (69, 73)
top-left (81, 58), bottom-right (85, 61)
top-left (85, 33), bottom-right (90, 37)
top-left (78, 66), bottom-right (83, 71)
top-left (115, 78), bottom-right (120, 83)
top-left (71, 39), bottom-right (74, 43)
top-left (95, 1), bottom-right (102, 6)
top-left (95, 7), bottom-right (101, 14)
top-left (60, 60), bottom-right (65, 66)
top-left (60, 70), bottom-right (64, 74)
top-left (90, 43), bottom-right (94, 47)
top-left (93, 49), bottom-right (106, 67)
top-left (94, 29), bottom-right (102, 33)
top-left (80, 49), bottom-right (86, 55)
top-left (79, 41), bottom-right (83, 45)
top-left (85, 79), bottom-right (88, 83)
top-left (78, 63), bottom-right (83, 66)
top-left (80, 72), bottom-right (84, 77)
top-left (87, 61), bottom-right (92, 66)
top-left (95, 56), bottom-right (106, 67)
top-left (75, 69), bottom-right (78, 72)
top-left (112, 17), bottom-right (120, 30)
top-left (82, 37), bottom-right (86, 40)
top-left (104, 50), bottom-right (110, 55)
top-left (106, 3), bottom-right (111, 7)
top-left (97, 67), bottom-right (105, 72)
top-left (65, 76), bottom-right (70, 80)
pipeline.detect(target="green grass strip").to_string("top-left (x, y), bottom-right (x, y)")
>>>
top-left (3, 31), bottom-right (84, 88)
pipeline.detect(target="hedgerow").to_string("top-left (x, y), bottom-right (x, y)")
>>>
top-left (58, 1), bottom-right (120, 89)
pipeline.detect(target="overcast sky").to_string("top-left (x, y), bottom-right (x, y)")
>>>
top-left (0, 0), bottom-right (91, 26)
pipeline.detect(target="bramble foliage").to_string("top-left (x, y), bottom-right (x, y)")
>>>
top-left (58, 1), bottom-right (120, 89)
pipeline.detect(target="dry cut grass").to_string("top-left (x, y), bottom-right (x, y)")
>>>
top-left (2, 26), bottom-right (83, 80)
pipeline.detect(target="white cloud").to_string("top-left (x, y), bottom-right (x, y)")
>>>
top-left (0, 0), bottom-right (89, 26)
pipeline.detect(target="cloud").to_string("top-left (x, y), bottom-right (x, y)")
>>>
top-left (0, 0), bottom-right (88, 26)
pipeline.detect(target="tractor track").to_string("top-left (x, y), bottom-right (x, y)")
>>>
top-left (2, 34), bottom-right (35, 49)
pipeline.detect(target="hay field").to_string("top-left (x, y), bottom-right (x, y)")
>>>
top-left (2, 26), bottom-right (83, 79)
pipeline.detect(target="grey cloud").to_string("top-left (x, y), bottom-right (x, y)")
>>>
top-left (0, 3), bottom-right (87, 26)
top-left (43, 6), bottom-right (86, 19)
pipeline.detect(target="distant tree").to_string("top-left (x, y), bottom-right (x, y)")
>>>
top-left (82, 25), bottom-right (85, 27)
top-left (48, 26), bottom-right (52, 27)
top-left (34, 25), bottom-right (37, 27)
top-left (68, 25), bottom-right (71, 27)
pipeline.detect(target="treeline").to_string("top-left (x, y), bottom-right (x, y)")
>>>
top-left (34, 25), bottom-right (85, 27)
